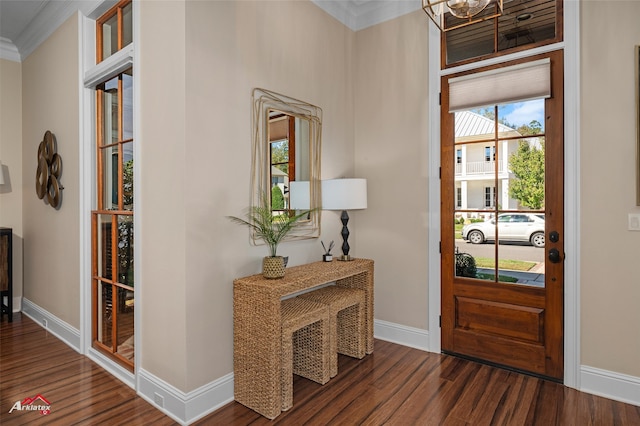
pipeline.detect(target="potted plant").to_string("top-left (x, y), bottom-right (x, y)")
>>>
top-left (228, 193), bottom-right (314, 279)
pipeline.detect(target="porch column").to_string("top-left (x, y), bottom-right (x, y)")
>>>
top-left (501, 178), bottom-right (510, 209)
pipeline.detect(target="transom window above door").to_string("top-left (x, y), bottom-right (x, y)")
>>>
top-left (443, 0), bottom-right (562, 67)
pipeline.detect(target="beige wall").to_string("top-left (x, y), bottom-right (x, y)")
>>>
top-left (140, 0), bottom-right (355, 391)
top-left (0, 58), bottom-right (24, 303)
top-left (580, 1), bottom-right (640, 377)
top-left (354, 11), bottom-right (430, 328)
top-left (138, 0), bottom-right (189, 390)
top-left (11, 0), bottom-right (640, 399)
top-left (21, 14), bottom-right (80, 328)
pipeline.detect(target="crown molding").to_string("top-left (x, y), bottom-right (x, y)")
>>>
top-left (0, 37), bottom-right (21, 62)
top-left (11, 0), bottom-right (107, 62)
top-left (7, 0), bottom-right (418, 62)
top-left (312, 0), bottom-right (421, 31)
top-left (312, 0), bottom-right (358, 30)
top-left (355, 0), bottom-right (421, 31)
top-left (14, 0), bottom-right (79, 61)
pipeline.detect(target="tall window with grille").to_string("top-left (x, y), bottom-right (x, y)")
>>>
top-left (484, 186), bottom-right (496, 207)
top-left (92, 0), bottom-right (135, 370)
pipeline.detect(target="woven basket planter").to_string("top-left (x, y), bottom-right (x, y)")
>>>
top-left (262, 256), bottom-right (286, 279)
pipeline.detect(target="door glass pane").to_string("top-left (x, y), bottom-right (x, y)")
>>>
top-left (97, 281), bottom-right (113, 347)
top-left (96, 214), bottom-right (113, 281)
top-left (456, 211), bottom-right (495, 283)
top-left (496, 217), bottom-right (545, 287)
top-left (116, 215), bottom-right (134, 286)
top-left (455, 100), bottom-right (546, 286)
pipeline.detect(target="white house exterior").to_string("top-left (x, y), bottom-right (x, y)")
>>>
top-left (454, 111), bottom-right (527, 219)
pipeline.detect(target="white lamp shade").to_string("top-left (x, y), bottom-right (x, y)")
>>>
top-left (322, 178), bottom-right (367, 211)
top-left (289, 181), bottom-right (310, 210)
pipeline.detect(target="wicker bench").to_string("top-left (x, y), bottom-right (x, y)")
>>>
top-left (233, 258), bottom-right (374, 419)
top-left (281, 297), bottom-right (331, 411)
top-left (298, 286), bottom-right (366, 377)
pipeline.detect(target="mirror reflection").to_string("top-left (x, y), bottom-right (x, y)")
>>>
top-left (252, 88), bottom-right (322, 241)
top-left (268, 110), bottom-right (310, 216)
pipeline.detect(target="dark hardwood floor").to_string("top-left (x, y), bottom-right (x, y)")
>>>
top-left (2, 313), bottom-right (639, 425)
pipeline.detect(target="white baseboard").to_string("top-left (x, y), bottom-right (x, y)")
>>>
top-left (374, 319), bottom-right (430, 351)
top-left (86, 347), bottom-right (136, 389)
top-left (138, 369), bottom-right (234, 425)
top-left (580, 365), bottom-right (640, 407)
top-left (21, 298), bottom-right (81, 353)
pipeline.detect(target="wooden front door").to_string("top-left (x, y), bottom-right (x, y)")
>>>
top-left (441, 51), bottom-right (564, 380)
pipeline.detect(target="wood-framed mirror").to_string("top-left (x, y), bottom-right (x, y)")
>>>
top-left (251, 88), bottom-right (322, 241)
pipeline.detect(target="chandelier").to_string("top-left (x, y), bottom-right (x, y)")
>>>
top-left (422, 0), bottom-right (503, 32)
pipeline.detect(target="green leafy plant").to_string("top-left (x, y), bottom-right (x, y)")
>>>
top-left (227, 193), bottom-right (314, 257)
top-left (271, 185), bottom-right (285, 210)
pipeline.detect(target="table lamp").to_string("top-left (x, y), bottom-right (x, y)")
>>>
top-left (289, 181), bottom-right (310, 210)
top-left (322, 178), bottom-right (367, 261)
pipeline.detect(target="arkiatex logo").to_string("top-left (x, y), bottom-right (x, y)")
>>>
top-left (9, 394), bottom-right (51, 415)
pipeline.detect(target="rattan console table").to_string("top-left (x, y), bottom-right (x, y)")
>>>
top-left (233, 258), bottom-right (374, 419)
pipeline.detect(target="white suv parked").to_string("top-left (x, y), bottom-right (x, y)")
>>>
top-left (461, 213), bottom-right (546, 248)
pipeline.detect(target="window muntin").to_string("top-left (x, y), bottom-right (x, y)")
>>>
top-left (453, 98), bottom-right (547, 285)
top-left (97, 70), bottom-right (133, 212)
top-left (485, 146), bottom-right (495, 162)
top-left (444, 0), bottom-right (561, 67)
top-left (92, 0), bottom-right (134, 371)
top-left (97, 0), bottom-right (133, 63)
top-left (484, 186), bottom-right (496, 207)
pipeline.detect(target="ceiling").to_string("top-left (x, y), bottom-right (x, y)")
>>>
top-left (0, 0), bottom-right (92, 62)
top-left (0, 1), bottom-right (48, 42)
top-left (0, 0), bottom-right (421, 61)
top-left (311, 0), bottom-right (421, 31)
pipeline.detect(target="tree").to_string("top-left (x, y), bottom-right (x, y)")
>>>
top-left (509, 139), bottom-right (545, 209)
top-left (271, 185), bottom-right (285, 210)
top-left (270, 141), bottom-right (289, 174)
top-left (516, 120), bottom-right (542, 136)
top-left (123, 159), bottom-right (133, 208)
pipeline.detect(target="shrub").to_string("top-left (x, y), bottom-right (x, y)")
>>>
top-left (271, 186), bottom-right (285, 210)
top-left (455, 252), bottom-right (477, 278)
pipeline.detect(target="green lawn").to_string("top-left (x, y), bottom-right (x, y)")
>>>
top-left (476, 273), bottom-right (519, 283)
top-left (474, 257), bottom-right (536, 271)
top-left (455, 223), bottom-right (463, 239)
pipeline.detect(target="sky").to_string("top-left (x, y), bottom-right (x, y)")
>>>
top-left (498, 98), bottom-right (545, 128)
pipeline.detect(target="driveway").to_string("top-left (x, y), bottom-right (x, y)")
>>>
top-left (455, 239), bottom-right (544, 263)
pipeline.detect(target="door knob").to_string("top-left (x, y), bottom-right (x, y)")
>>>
top-left (549, 231), bottom-right (559, 243)
top-left (549, 248), bottom-right (562, 263)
